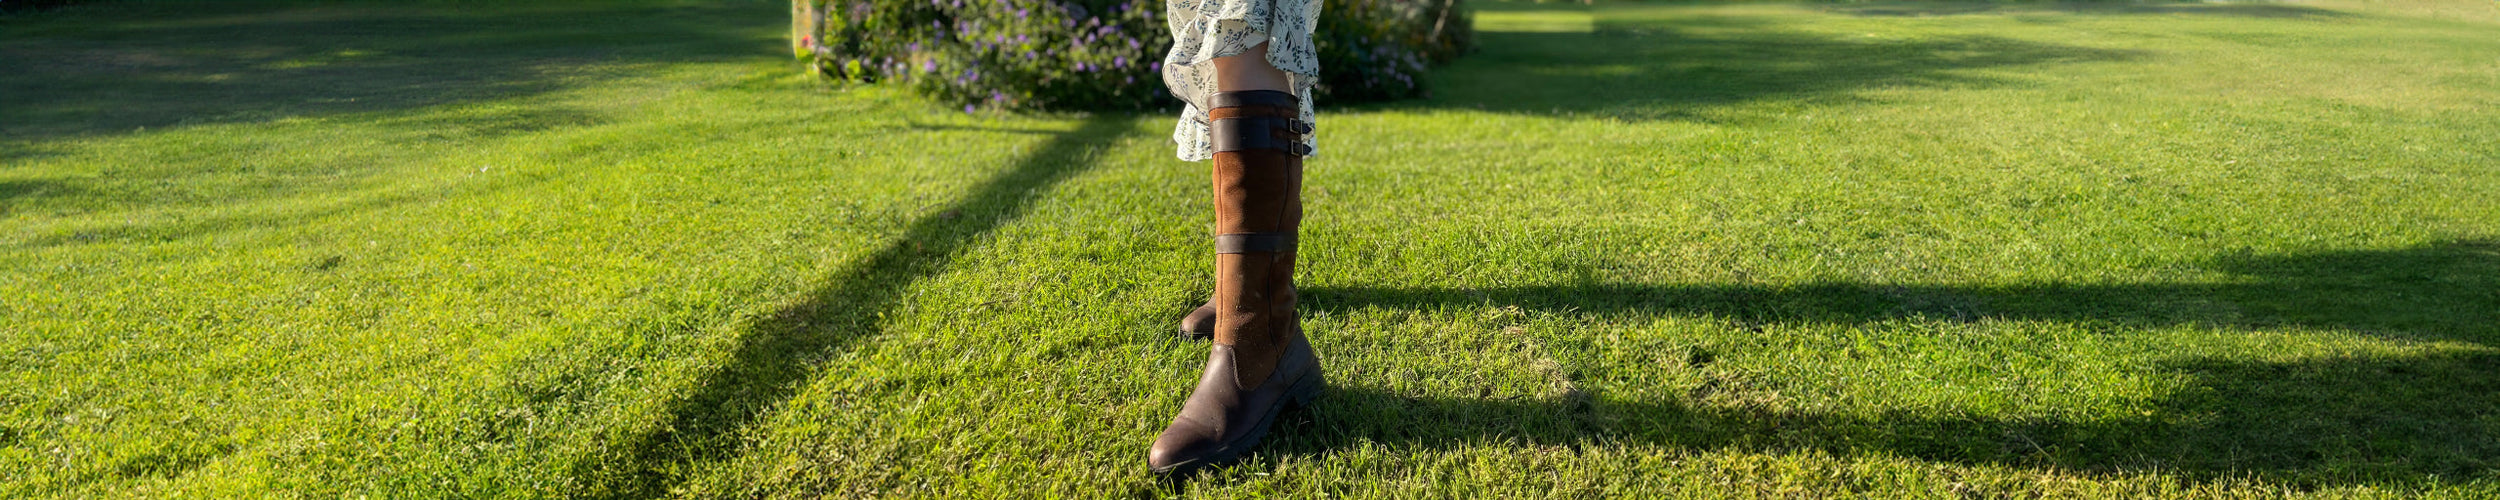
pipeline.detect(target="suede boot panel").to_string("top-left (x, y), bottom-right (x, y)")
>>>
top-left (1209, 150), bottom-right (1296, 236)
top-left (1214, 252), bottom-right (1297, 387)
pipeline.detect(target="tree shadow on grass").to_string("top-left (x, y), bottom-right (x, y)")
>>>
top-left (0, 179), bottom-right (70, 216)
top-left (0, 0), bottom-right (765, 248)
top-left (1822, 1), bottom-right (2355, 19)
top-left (1394, 1), bottom-right (2151, 121)
top-left (1308, 241), bottom-right (2500, 346)
top-left (1264, 241), bottom-right (2499, 487)
top-left (579, 115), bottom-right (1138, 498)
top-left (1280, 351), bottom-right (2497, 488)
top-left (0, 0), bottom-right (773, 147)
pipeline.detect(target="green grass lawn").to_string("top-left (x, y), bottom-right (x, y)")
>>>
top-left (5, 0), bottom-right (2498, 497)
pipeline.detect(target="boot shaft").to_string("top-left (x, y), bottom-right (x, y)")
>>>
top-left (1206, 90), bottom-right (1310, 387)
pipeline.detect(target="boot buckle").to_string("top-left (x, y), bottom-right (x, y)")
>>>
top-left (1212, 116), bottom-right (1303, 154)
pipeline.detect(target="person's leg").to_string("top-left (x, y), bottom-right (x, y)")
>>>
top-left (1176, 44), bottom-right (1294, 338)
top-left (1214, 44), bottom-right (1293, 93)
top-left (1149, 42), bottom-right (1322, 475)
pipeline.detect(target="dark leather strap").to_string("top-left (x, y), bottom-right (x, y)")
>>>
top-left (1214, 232), bottom-right (1296, 254)
top-left (1212, 115), bottom-right (1312, 155)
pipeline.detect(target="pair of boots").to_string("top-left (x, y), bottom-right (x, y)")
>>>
top-left (1147, 90), bottom-right (1324, 476)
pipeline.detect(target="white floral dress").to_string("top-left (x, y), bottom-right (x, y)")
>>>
top-left (1161, 0), bottom-right (1322, 161)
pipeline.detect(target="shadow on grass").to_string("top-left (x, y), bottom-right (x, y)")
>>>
top-left (0, 0), bottom-right (771, 147)
top-left (583, 115), bottom-right (1137, 498)
top-left (1399, 1), bottom-right (2146, 121)
top-left (1821, 1), bottom-right (2354, 19)
top-left (1308, 241), bottom-right (2500, 346)
top-left (1279, 351), bottom-right (2496, 487)
top-left (0, 0), bottom-right (766, 247)
top-left (4, 183), bottom-right (504, 248)
top-left (0, 179), bottom-right (69, 216)
top-left (1272, 241), bottom-right (2499, 486)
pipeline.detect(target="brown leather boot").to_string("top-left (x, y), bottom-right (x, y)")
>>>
top-left (1178, 301), bottom-right (1217, 339)
top-left (1149, 90), bottom-right (1323, 475)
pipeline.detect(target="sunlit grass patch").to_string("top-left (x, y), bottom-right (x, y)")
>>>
top-left (4, 0), bottom-right (2497, 497)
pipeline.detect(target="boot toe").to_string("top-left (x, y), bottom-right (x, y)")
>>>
top-left (1147, 420), bottom-right (1225, 473)
top-left (1146, 444), bottom-right (1197, 474)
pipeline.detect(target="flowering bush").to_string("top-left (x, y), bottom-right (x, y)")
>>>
top-left (793, 0), bottom-right (1471, 111)
top-left (1314, 0), bottom-right (1472, 102)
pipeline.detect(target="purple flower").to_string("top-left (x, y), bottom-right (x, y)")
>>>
top-left (1114, 56), bottom-right (1125, 68)
top-left (1077, 62), bottom-right (1092, 72)
top-left (1127, 37), bottom-right (1140, 50)
top-left (1015, 34), bottom-right (1028, 44)
top-left (990, 91), bottom-right (1006, 103)
top-left (1015, 8), bottom-right (1027, 20)
top-left (907, 42), bottom-right (920, 52)
top-left (923, 59), bottom-right (938, 73)
top-left (965, 104), bottom-right (976, 113)
top-left (1149, 61), bottom-right (1160, 72)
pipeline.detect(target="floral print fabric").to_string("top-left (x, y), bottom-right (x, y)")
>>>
top-left (1161, 0), bottom-right (1322, 161)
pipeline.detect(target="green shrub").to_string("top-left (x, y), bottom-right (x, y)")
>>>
top-left (793, 0), bottom-right (1471, 111)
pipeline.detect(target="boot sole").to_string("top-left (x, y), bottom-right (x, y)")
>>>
top-left (1150, 367), bottom-right (1325, 477)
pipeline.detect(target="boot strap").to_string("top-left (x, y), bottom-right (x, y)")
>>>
top-left (1214, 232), bottom-right (1296, 254)
top-left (1211, 115), bottom-right (1313, 156)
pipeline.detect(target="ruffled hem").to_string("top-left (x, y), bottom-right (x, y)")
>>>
top-left (1161, 0), bottom-right (1321, 161)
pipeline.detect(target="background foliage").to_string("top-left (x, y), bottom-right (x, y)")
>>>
top-left (792, 0), bottom-right (1472, 110)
